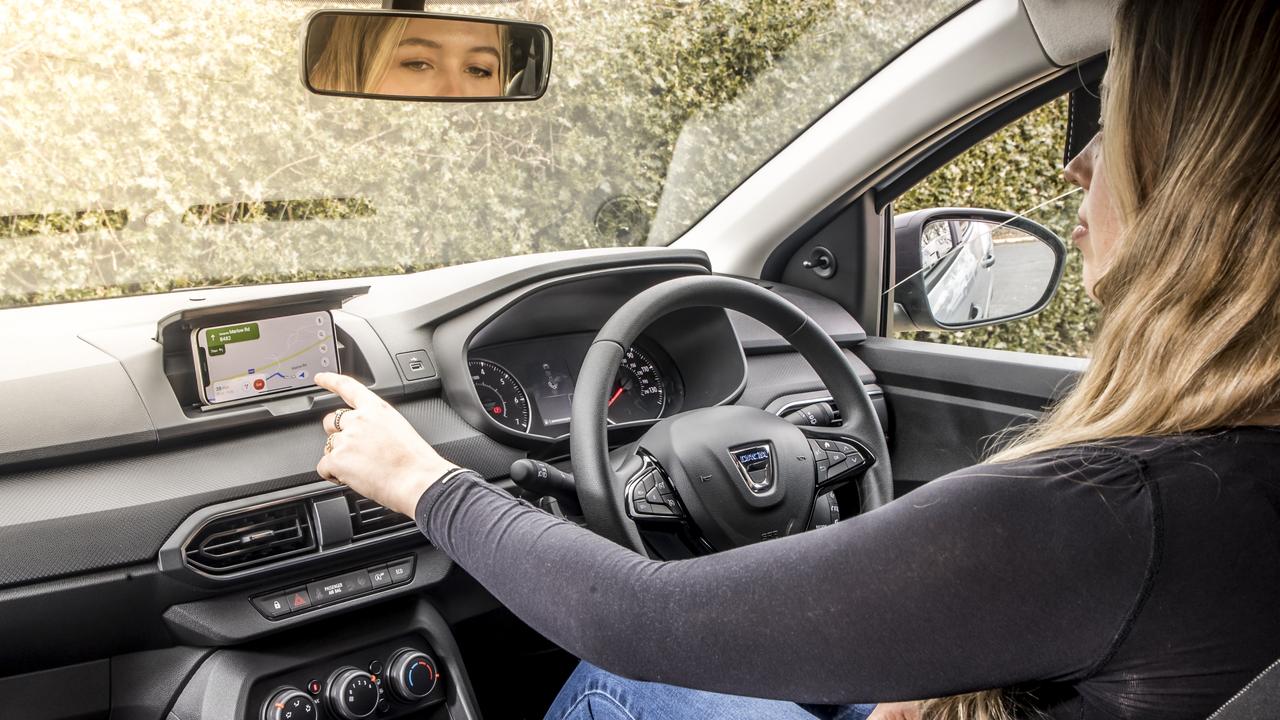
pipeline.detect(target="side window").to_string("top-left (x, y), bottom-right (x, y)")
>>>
top-left (892, 94), bottom-right (1098, 358)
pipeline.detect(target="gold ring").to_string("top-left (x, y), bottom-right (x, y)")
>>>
top-left (334, 407), bottom-right (350, 432)
top-left (324, 433), bottom-right (335, 455)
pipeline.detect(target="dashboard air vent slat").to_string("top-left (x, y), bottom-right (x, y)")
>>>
top-left (345, 490), bottom-right (415, 540)
top-left (184, 502), bottom-right (317, 575)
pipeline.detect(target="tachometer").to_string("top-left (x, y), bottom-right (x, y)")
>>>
top-left (607, 346), bottom-right (667, 425)
top-left (469, 359), bottom-right (532, 433)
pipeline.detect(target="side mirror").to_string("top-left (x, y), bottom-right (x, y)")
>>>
top-left (301, 10), bottom-right (553, 102)
top-left (892, 208), bottom-right (1067, 331)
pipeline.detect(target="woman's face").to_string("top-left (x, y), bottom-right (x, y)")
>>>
top-left (1063, 132), bottom-right (1122, 300)
top-left (376, 19), bottom-right (502, 97)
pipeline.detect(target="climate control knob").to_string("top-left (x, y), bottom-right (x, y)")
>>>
top-left (326, 667), bottom-right (380, 719)
top-left (387, 647), bottom-right (440, 701)
top-left (262, 688), bottom-right (317, 720)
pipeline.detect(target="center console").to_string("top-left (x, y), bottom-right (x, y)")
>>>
top-left (168, 598), bottom-right (482, 720)
top-left (255, 638), bottom-right (444, 720)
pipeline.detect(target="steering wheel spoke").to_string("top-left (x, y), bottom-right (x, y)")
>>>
top-left (800, 426), bottom-right (876, 493)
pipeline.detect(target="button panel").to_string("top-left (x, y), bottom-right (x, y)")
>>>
top-left (808, 438), bottom-right (870, 485)
top-left (251, 556), bottom-right (416, 620)
top-left (627, 469), bottom-right (685, 520)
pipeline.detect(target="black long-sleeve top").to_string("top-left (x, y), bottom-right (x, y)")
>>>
top-left (414, 427), bottom-right (1280, 719)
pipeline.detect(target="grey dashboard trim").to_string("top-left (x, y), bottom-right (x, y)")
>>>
top-left (0, 247), bottom-right (712, 470)
top-left (0, 396), bottom-right (521, 591)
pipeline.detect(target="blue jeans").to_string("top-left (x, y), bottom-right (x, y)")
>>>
top-left (545, 662), bottom-right (877, 720)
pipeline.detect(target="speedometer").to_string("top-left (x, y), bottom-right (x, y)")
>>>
top-left (469, 359), bottom-right (532, 433)
top-left (607, 346), bottom-right (667, 425)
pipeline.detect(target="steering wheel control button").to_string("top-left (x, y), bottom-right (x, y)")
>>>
top-left (262, 688), bottom-right (317, 720)
top-left (364, 566), bottom-right (392, 589)
top-left (387, 648), bottom-right (440, 701)
top-left (644, 486), bottom-right (664, 505)
top-left (253, 594), bottom-right (292, 619)
top-left (327, 667), bottom-right (380, 720)
top-left (387, 558), bottom-right (415, 584)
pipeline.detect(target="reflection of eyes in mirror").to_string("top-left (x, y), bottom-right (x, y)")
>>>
top-left (309, 15), bottom-right (531, 98)
top-left (380, 19), bottom-right (503, 97)
top-left (923, 220), bottom-right (1057, 325)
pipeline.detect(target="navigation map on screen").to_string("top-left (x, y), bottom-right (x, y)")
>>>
top-left (196, 310), bottom-right (337, 405)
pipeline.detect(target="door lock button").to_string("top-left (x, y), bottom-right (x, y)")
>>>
top-left (253, 594), bottom-right (292, 618)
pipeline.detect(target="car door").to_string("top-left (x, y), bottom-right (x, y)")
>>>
top-left (878, 81), bottom-right (1098, 494)
top-left (755, 65), bottom-right (1102, 499)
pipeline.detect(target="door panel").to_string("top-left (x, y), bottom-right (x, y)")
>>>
top-left (855, 337), bottom-right (1086, 493)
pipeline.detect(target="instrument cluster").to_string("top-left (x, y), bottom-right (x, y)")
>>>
top-left (467, 332), bottom-right (683, 438)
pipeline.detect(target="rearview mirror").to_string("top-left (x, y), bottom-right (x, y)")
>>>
top-left (302, 10), bottom-right (552, 102)
top-left (893, 208), bottom-right (1067, 331)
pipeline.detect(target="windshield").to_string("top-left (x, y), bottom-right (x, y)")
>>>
top-left (0, 0), bottom-right (967, 307)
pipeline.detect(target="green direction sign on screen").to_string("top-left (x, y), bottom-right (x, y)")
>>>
top-left (205, 322), bottom-right (260, 356)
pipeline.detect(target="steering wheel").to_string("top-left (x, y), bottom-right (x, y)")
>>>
top-left (569, 275), bottom-right (893, 553)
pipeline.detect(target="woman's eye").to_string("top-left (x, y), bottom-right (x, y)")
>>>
top-left (465, 65), bottom-right (494, 79)
top-left (401, 60), bottom-right (433, 72)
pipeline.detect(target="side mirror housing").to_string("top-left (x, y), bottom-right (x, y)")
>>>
top-left (892, 208), bottom-right (1067, 331)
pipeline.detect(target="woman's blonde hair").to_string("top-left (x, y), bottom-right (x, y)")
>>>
top-left (989, 0), bottom-right (1280, 464)
top-left (924, 0), bottom-right (1280, 718)
top-left (310, 16), bottom-right (411, 94)
top-left (310, 16), bottom-right (513, 95)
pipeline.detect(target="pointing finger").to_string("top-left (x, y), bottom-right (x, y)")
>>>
top-left (315, 373), bottom-right (379, 410)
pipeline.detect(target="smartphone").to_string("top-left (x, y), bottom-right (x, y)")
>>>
top-left (192, 310), bottom-right (338, 405)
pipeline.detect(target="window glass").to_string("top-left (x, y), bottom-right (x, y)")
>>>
top-left (0, 0), bottom-right (968, 308)
top-left (894, 95), bottom-right (1098, 358)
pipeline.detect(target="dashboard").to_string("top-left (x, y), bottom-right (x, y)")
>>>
top-left (0, 247), bottom-right (877, 719)
top-left (468, 333), bottom-right (683, 437)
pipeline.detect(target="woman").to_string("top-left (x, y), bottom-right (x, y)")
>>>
top-left (310, 16), bottom-right (510, 97)
top-left (312, 1), bottom-right (1280, 718)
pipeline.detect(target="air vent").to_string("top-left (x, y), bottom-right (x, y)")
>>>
top-left (184, 501), bottom-right (317, 575)
top-left (345, 490), bottom-right (415, 540)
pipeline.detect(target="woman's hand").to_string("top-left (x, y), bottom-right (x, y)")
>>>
top-left (314, 373), bottom-right (459, 516)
